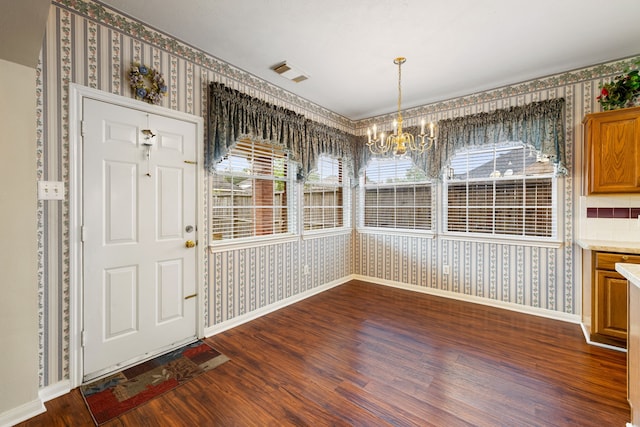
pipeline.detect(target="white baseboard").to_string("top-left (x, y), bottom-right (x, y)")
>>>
top-left (579, 322), bottom-right (627, 353)
top-left (204, 276), bottom-right (350, 337)
top-left (206, 274), bottom-right (584, 338)
top-left (39, 380), bottom-right (72, 403)
top-left (0, 398), bottom-right (45, 427)
top-left (0, 380), bottom-right (72, 427)
top-left (352, 274), bottom-right (582, 324)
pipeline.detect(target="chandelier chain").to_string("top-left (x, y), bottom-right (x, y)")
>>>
top-left (397, 60), bottom-right (402, 119)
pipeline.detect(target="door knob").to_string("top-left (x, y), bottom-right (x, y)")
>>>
top-left (185, 240), bottom-right (196, 248)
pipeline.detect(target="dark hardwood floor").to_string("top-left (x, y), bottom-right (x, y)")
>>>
top-left (20, 280), bottom-right (629, 426)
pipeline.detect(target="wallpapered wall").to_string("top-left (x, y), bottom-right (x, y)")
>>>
top-left (38, 0), bottom-right (637, 389)
top-left (355, 90), bottom-right (576, 314)
top-left (38, 0), bottom-right (352, 388)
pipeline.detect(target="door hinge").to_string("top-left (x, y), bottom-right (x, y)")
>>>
top-left (81, 330), bottom-right (86, 347)
top-left (81, 120), bottom-right (85, 137)
top-left (81, 225), bottom-right (86, 242)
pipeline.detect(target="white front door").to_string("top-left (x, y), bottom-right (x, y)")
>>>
top-left (82, 98), bottom-right (198, 381)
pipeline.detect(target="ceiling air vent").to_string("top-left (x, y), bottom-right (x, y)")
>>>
top-left (272, 61), bottom-right (309, 83)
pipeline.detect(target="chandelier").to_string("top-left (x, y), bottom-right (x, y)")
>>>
top-left (367, 57), bottom-right (437, 156)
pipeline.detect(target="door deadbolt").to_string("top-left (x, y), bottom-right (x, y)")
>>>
top-left (185, 225), bottom-right (194, 233)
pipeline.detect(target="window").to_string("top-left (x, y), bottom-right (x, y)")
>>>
top-left (303, 155), bottom-right (348, 231)
top-left (445, 142), bottom-right (555, 238)
top-left (360, 157), bottom-right (432, 231)
top-left (211, 139), bottom-right (290, 241)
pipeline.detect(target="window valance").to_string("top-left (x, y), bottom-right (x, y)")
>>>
top-left (427, 98), bottom-right (566, 178)
top-left (207, 82), bottom-right (356, 178)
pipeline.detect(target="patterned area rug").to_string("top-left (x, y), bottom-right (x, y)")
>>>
top-left (80, 340), bottom-right (229, 425)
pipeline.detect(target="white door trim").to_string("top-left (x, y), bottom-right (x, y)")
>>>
top-left (68, 83), bottom-right (205, 388)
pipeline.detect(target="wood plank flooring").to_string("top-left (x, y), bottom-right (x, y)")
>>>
top-left (20, 280), bottom-right (629, 426)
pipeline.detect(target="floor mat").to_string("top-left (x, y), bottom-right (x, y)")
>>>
top-left (80, 340), bottom-right (229, 425)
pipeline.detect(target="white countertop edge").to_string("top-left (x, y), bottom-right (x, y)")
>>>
top-left (616, 263), bottom-right (640, 289)
top-left (576, 238), bottom-right (640, 254)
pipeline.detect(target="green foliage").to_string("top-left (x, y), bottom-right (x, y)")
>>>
top-left (597, 62), bottom-right (640, 111)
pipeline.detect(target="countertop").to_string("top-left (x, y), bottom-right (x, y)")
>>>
top-left (576, 238), bottom-right (640, 254)
top-left (616, 263), bottom-right (640, 289)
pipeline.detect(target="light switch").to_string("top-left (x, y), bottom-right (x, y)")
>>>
top-left (38, 181), bottom-right (65, 200)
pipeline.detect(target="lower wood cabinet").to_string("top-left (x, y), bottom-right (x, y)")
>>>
top-left (592, 251), bottom-right (640, 348)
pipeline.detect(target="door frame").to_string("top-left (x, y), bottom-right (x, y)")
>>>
top-left (68, 84), bottom-right (205, 388)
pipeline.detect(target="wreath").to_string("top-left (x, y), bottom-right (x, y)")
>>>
top-left (129, 63), bottom-right (168, 105)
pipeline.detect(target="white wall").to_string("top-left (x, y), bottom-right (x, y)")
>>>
top-left (0, 59), bottom-right (42, 421)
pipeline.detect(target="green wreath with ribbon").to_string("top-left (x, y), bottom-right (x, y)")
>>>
top-left (128, 63), bottom-right (168, 105)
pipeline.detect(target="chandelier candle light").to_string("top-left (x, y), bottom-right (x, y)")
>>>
top-left (367, 57), bottom-right (437, 156)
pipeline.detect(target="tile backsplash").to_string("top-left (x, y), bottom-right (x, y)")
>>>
top-left (579, 196), bottom-right (640, 241)
top-left (586, 207), bottom-right (640, 219)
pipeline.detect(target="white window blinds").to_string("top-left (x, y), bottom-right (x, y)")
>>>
top-left (211, 139), bottom-right (289, 240)
top-left (446, 142), bottom-right (555, 238)
top-left (362, 157), bottom-right (432, 231)
top-left (303, 155), bottom-right (345, 231)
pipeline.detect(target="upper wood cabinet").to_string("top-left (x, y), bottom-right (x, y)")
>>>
top-left (583, 106), bottom-right (640, 194)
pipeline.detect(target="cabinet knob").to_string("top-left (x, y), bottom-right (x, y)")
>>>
top-left (622, 255), bottom-right (629, 261)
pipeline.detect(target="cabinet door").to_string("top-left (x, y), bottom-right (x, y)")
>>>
top-left (595, 269), bottom-right (628, 341)
top-left (585, 107), bottom-right (640, 194)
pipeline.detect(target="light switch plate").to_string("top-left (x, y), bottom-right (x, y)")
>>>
top-left (38, 181), bottom-right (65, 200)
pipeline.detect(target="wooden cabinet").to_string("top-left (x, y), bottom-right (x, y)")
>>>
top-left (583, 106), bottom-right (640, 194)
top-left (591, 251), bottom-right (640, 347)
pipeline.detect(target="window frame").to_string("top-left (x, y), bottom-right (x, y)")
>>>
top-left (209, 139), bottom-right (298, 249)
top-left (357, 156), bottom-right (434, 237)
top-left (443, 141), bottom-right (562, 246)
top-left (302, 155), bottom-right (351, 238)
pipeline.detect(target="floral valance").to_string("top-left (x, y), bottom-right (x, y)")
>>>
top-left (356, 98), bottom-right (566, 179)
top-left (207, 82), bottom-right (357, 178)
top-left (429, 98), bottom-right (566, 178)
top-left (209, 84), bottom-right (565, 180)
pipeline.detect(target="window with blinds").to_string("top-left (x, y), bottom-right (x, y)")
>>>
top-left (211, 139), bottom-right (289, 241)
top-left (303, 155), bottom-right (346, 231)
top-left (445, 142), bottom-right (555, 238)
top-left (361, 157), bottom-right (432, 231)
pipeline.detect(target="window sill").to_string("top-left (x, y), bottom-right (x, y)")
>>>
top-left (302, 228), bottom-right (352, 240)
top-left (441, 233), bottom-right (564, 248)
top-left (356, 228), bottom-right (436, 239)
top-left (209, 234), bottom-right (300, 253)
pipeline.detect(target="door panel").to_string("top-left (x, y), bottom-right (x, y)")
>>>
top-left (157, 166), bottom-right (183, 240)
top-left (104, 265), bottom-right (138, 339)
top-left (157, 259), bottom-right (184, 322)
top-left (83, 98), bottom-right (197, 381)
top-left (105, 161), bottom-right (138, 244)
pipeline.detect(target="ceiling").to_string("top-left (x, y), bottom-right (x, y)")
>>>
top-left (99, 0), bottom-right (640, 121)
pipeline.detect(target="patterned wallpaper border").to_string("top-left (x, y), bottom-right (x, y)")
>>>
top-left (54, 0), bottom-right (355, 132)
top-left (56, 0), bottom-right (639, 134)
top-left (358, 56), bottom-right (640, 131)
